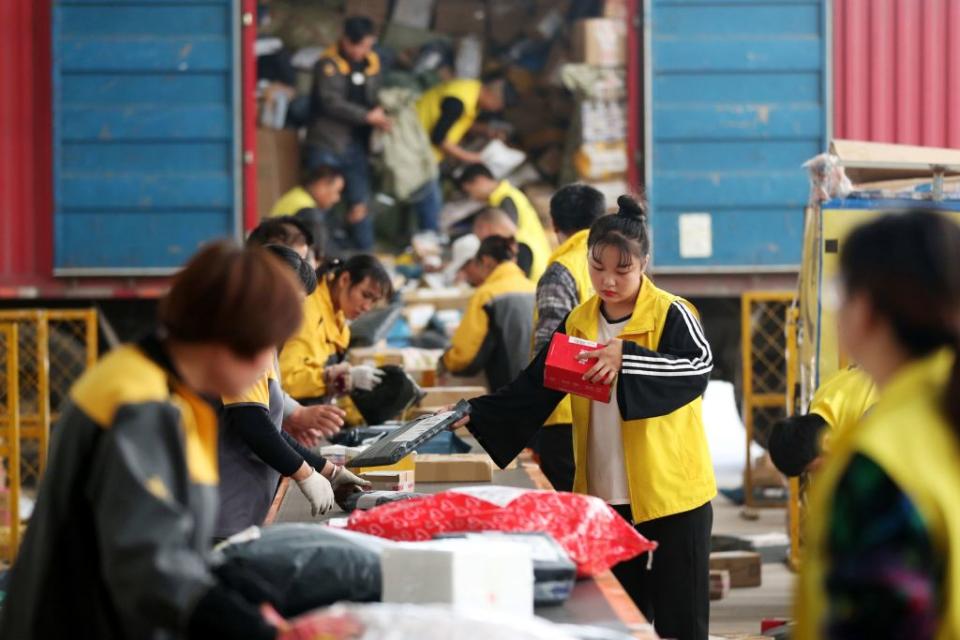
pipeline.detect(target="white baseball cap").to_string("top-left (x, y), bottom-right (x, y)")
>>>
top-left (444, 233), bottom-right (481, 283)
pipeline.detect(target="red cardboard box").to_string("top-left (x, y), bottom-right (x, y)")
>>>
top-left (544, 333), bottom-right (613, 403)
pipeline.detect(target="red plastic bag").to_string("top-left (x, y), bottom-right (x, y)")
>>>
top-left (347, 486), bottom-right (657, 577)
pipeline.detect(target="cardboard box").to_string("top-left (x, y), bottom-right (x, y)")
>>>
top-left (487, 0), bottom-right (529, 46)
top-left (344, 0), bottom-right (391, 30)
top-left (353, 454), bottom-right (418, 476)
top-left (572, 18), bottom-right (626, 67)
top-left (527, 0), bottom-right (570, 40)
top-left (419, 386), bottom-right (487, 407)
top-left (710, 551), bottom-right (762, 588)
top-left (382, 539), bottom-right (534, 616)
top-left (710, 569), bottom-right (731, 601)
top-left (416, 454), bottom-right (496, 483)
top-left (454, 34), bottom-right (484, 79)
top-left (586, 179), bottom-right (629, 213)
top-left (574, 141), bottom-right (628, 180)
top-left (256, 128), bottom-right (300, 218)
top-left (534, 145), bottom-right (565, 181)
top-left (544, 333), bottom-right (612, 403)
top-left (402, 287), bottom-right (472, 312)
top-left (829, 139), bottom-right (960, 185)
top-left (361, 470), bottom-right (416, 493)
top-left (580, 99), bottom-right (627, 144)
top-left (603, 0), bottom-right (630, 20)
top-left (391, 0), bottom-right (435, 30)
top-left (263, 1), bottom-right (342, 50)
top-left (434, 0), bottom-right (487, 37)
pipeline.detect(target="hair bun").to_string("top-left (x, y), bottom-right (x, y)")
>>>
top-left (617, 195), bottom-right (647, 221)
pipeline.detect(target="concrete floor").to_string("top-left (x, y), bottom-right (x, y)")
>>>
top-left (709, 494), bottom-right (794, 638)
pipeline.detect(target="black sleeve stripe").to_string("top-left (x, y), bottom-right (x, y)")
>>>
top-left (621, 301), bottom-right (713, 376)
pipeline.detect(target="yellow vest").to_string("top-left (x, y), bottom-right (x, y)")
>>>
top-left (69, 345), bottom-right (219, 486)
top-left (808, 366), bottom-right (877, 451)
top-left (488, 180), bottom-right (551, 282)
top-left (443, 261), bottom-right (535, 373)
top-left (796, 349), bottom-right (960, 640)
top-left (536, 229), bottom-right (594, 427)
top-left (278, 278), bottom-right (350, 399)
top-left (269, 186), bottom-right (316, 218)
top-left (564, 276), bottom-right (717, 522)
top-left (416, 79), bottom-right (482, 162)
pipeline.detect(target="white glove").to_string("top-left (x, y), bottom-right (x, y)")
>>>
top-left (331, 465), bottom-right (373, 492)
top-left (349, 365), bottom-right (384, 392)
top-left (295, 471), bottom-right (335, 516)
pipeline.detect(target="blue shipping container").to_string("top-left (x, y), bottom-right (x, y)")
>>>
top-left (647, 0), bottom-right (829, 271)
top-left (52, 0), bottom-right (239, 274)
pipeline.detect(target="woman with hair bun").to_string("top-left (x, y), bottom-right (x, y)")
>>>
top-left (454, 195), bottom-right (717, 640)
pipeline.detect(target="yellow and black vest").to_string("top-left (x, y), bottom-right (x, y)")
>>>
top-left (416, 78), bottom-right (482, 162)
top-left (488, 180), bottom-right (552, 282)
top-left (796, 349), bottom-right (960, 640)
top-left (279, 278), bottom-right (350, 400)
top-left (564, 277), bottom-right (717, 522)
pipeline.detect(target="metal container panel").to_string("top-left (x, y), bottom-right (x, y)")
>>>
top-left (834, 0), bottom-right (960, 148)
top-left (0, 0), bottom-right (53, 292)
top-left (52, 0), bottom-right (240, 274)
top-left (646, 0), bottom-right (829, 271)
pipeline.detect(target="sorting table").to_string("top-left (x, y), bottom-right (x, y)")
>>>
top-left (271, 464), bottom-right (655, 638)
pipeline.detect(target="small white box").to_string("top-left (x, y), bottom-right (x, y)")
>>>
top-left (381, 539), bottom-right (534, 617)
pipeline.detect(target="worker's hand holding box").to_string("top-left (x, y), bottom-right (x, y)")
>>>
top-left (543, 333), bottom-right (613, 403)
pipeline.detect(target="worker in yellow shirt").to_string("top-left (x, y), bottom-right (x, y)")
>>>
top-left (0, 243), bottom-right (325, 639)
top-left (279, 255), bottom-right (393, 403)
top-left (768, 366), bottom-right (877, 477)
top-left (270, 164), bottom-right (344, 260)
top-left (460, 164), bottom-right (551, 282)
top-left (441, 236), bottom-right (535, 391)
top-left (797, 211), bottom-right (960, 639)
top-left (408, 76), bottom-right (514, 234)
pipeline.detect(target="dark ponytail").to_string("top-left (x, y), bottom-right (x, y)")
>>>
top-left (839, 210), bottom-right (960, 431)
top-left (475, 235), bottom-right (517, 264)
top-left (319, 254), bottom-right (394, 300)
top-left (587, 194), bottom-right (650, 267)
top-left (264, 244), bottom-right (318, 295)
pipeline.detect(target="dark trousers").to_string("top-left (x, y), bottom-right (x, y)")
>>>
top-left (536, 424), bottom-right (575, 492)
top-left (304, 141), bottom-right (374, 251)
top-left (612, 502), bottom-right (713, 640)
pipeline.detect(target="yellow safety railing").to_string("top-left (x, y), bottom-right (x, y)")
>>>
top-left (785, 306), bottom-right (803, 570)
top-left (741, 291), bottom-right (796, 508)
top-left (0, 323), bottom-right (22, 561)
top-left (0, 309), bottom-right (97, 495)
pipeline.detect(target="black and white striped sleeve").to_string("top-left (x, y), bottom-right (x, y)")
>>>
top-left (616, 300), bottom-right (713, 421)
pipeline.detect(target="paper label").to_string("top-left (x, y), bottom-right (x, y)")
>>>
top-left (568, 336), bottom-right (598, 348)
top-left (679, 213), bottom-right (713, 259)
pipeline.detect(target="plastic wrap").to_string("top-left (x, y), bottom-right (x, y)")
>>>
top-left (347, 486), bottom-right (656, 577)
top-left (803, 153), bottom-right (853, 205)
top-left (284, 603), bottom-right (581, 640)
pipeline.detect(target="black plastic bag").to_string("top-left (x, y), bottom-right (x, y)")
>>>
top-left (349, 365), bottom-right (425, 425)
top-left (218, 524), bottom-right (382, 616)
